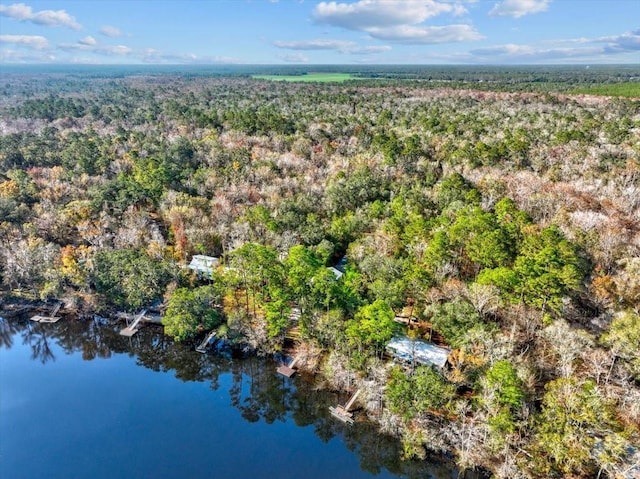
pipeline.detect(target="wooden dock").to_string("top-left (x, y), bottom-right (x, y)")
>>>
top-left (30, 302), bottom-right (62, 323)
top-left (116, 312), bottom-right (162, 324)
top-left (329, 406), bottom-right (355, 424)
top-left (30, 315), bottom-right (62, 323)
top-left (277, 354), bottom-right (300, 378)
top-left (119, 309), bottom-right (147, 337)
top-left (329, 389), bottom-right (361, 424)
top-left (196, 330), bottom-right (217, 353)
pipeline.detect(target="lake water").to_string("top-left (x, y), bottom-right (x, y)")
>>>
top-left (0, 314), bottom-right (459, 479)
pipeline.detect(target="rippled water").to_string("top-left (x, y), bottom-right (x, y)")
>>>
top-left (0, 314), bottom-right (459, 479)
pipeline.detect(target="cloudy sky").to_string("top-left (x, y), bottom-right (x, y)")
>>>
top-left (0, 0), bottom-right (638, 64)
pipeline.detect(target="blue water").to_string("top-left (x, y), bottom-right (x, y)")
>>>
top-left (0, 316), bottom-right (457, 479)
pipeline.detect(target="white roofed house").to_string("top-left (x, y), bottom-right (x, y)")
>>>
top-left (328, 266), bottom-right (343, 279)
top-left (328, 255), bottom-right (347, 279)
top-left (187, 255), bottom-right (219, 279)
top-left (386, 336), bottom-right (451, 369)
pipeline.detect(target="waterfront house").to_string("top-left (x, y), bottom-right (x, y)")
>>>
top-left (188, 255), bottom-right (219, 279)
top-left (386, 336), bottom-right (451, 369)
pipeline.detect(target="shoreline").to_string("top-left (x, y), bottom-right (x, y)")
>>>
top-left (0, 296), bottom-right (489, 478)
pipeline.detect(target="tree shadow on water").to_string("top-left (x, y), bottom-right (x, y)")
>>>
top-left (22, 321), bottom-right (56, 364)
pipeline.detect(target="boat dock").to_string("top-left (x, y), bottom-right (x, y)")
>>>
top-left (119, 309), bottom-right (147, 337)
top-left (30, 302), bottom-right (62, 323)
top-left (277, 354), bottom-right (301, 378)
top-left (329, 389), bottom-right (362, 424)
top-left (277, 307), bottom-right (304, 376)
top-left (196, 330), bottom-right (217, 353)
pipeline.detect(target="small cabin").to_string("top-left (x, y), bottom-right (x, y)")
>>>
top-left (328, 255), bottom-right (347, 279)
top-left (328, 266), bottom-right (343, 279)
top-left (188, 255), bottom-right (219, 279)
top-left (334, 256), bottom-right (347, 273)
top-left (386, 336), bottom-right (451, 369)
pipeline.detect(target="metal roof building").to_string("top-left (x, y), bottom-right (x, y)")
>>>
top-left (188, 255), bottom-right (219, 278)
top-left (328, 266), bottom-right (344, 279)
top-left (386, 336), bottom-right (451, 368)
top-left (328, 255), bottom-right (347, 279)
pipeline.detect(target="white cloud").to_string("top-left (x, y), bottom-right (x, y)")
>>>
top-left (0, 34), bottom-right (48, 49)
top-left (451, 4), bottom-right (469, 16)
top-left (274, 39), bottom-right (354, 50)
top-left (0, 48), bottom-right (55, 62)
top-left (597, 29), bottom-right (640, 53)
top-left (99, 25), bottom-right (123, 37)
top-left (312, 0), bottom-right (482, 45)
top-left (470, 44), bottom-right (602, 61)
top-left (103, 45), bottom-right (132, 56)
top-left (79, 36), bottom-right (97, 46)
top-left (347, 44), bottom-right (392, 54)
top-left (279, 53), bottom-right (309, 63)
top-left (471, 43), bottom-right (535, 56)
top-left (313, 0), bottom-right (454, 29)
top-left (59, 40), bottom-right (132, 56)
top-left (468, 30), bottom-right (640, 63)
top-left (0, 2), bottom-right (30, 20)
top-left (367, 24), bottom-right (483, 43)
top-left (138, 48), bottom-right (241, 64)
top-left (68, 56), bottom-right (102, 64)
top-left (489, 0), bottom-right (551, 18)
top-left (274, 38), bottom-right (392, 55)
top-left (0, 3), bottom-right (81, 29)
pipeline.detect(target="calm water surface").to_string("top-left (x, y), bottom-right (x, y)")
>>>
top-left (0, 314), bottom-right (458, 479)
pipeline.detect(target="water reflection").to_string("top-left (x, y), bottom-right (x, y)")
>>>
top-left (16, 320), bottom-right (56, 364)
top-left (1, 312), bottom-right (459, 479)
top-left (0, 315), bottom-right (18, 349)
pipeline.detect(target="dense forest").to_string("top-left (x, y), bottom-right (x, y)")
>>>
top-left (0, 66), bottom-right (639, 478)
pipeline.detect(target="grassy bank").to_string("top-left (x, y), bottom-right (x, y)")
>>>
top-left (571, 82), bottom-right (640, 97)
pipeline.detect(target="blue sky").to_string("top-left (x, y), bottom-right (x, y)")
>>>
top-left (0, 0), bottom-right (638, 64)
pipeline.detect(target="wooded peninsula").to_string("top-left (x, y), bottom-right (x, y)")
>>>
top-left (1, 65), bottom-right (638, 479)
